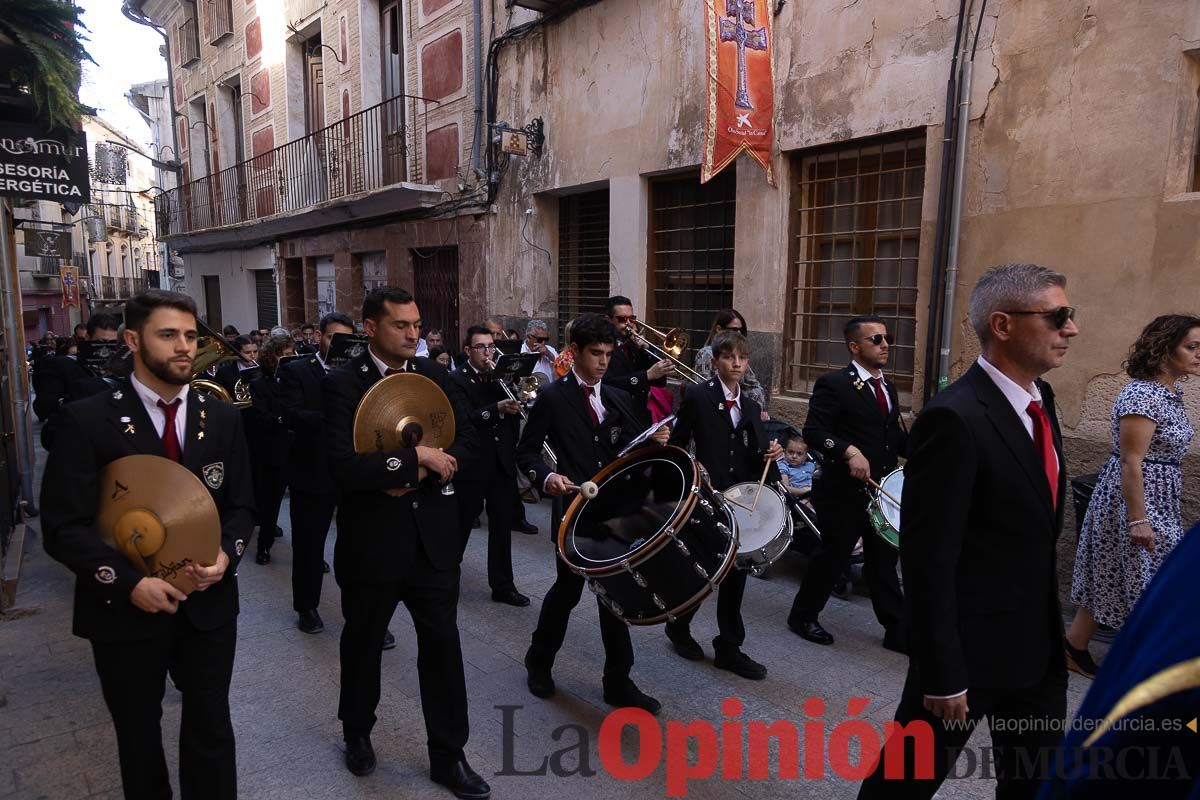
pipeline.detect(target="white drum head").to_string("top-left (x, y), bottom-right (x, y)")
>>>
top-left (724, 482), bottom-right (787, 553)
top-left (879, 468), bottom-right (904, 531)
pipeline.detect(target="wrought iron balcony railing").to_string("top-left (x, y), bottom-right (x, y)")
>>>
top-left (156, 94), bottom-right (411, 238)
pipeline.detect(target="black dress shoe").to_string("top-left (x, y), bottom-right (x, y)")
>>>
top-left (789, 619), bottom-right (834, 646)
top-left (472, 516), bottom-right (482, 529)
top-left (274, 525), bottom-right (284, 538)
top-left (491, 588), bottom-right (531, 607)
top-left (344, 735), bottom-right (376, 776)
top-left (431, 759), bottom-right (491, 799)
top-left (603, 678), bottom-right (661, 715)
top-left (665, 628), bottom-right (705, 661)
top-left (524, 649), bottom-right (555, 698)
top-left (323, 560), bottom-right (331, 574)
top-left (713, 649), bottom-right (768, 680)
top-left (512, 520), bottom-right (539, 535)
top-left (382, 630), bottom-right (396, 650)
top-left (882, 630), bottom-right (908, 655)
top-left (255, 551), bottom-right (271, 565)
top-left (298, 609), bottom-right (324, 634)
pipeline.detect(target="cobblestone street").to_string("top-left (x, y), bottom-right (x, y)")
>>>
top-left (1, 438), bottom-right (1094, 800)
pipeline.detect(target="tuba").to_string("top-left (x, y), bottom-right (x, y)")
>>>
top-left (191, 320), bottom-right (253, 408)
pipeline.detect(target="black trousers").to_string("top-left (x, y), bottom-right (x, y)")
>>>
top-left (789, 483), bottom-right (903, 634)
top-left (250, 460), bottom-right (287, 555)
top-left (290, 489), bottom-right (336, 613)
top-left (528, 539), bottom-right (634, 681)
top-left (456, 476), bottom-right (517, 592)
top-left (665, 568), bottom-right (748, 652)
top-left (858, 662), bottom-right (1067, 799)
top-left (338, 548), bottom-right (469, 771)
top-left (90, 615), bottom-right (237, 800)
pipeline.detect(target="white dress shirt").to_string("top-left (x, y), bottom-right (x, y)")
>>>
top-left (522, 341), bottom-right (559, 384)
top-left (368, 345), bottom-right (408, 375)
top-left (573, 369), bottom-right (607, 425)
top-left (415, 338), bottom-right (429, 357)
top-left (852, 359), bottom-right (892, 413)
top-left (314, 350), bottom-right (329, 372)
top-left (721, 379), bottom-right (742, 427)
top-left (130, 373), bottom-right (188, 450)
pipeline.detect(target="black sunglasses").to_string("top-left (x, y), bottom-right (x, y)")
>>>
top-left (1002, 306), bottom-right (1076, 329)
top-left (860, 333), bottom-right (894, 346)
top-left (530, 335), bottom-right (550, 343)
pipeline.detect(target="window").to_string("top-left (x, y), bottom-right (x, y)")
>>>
top-left (205, 0), bottom-right (233, 43)
top-left (380, 1), bottom-right (406, 137)
top-left (255, 270), bottom-right (278, 328)
top-left (1192, 88), bottom-right (1200, 192)
top-left (557, 189), bottom-right (610, 343)
top-left (178, 2), bottom-right (201, 67)
top-left (647, 170), bottom-right (736, 357)
top-left (783, 130), bottom-right (925, 397)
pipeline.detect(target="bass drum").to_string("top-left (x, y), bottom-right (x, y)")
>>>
top-left (558, 444), bottom-right (738, 625)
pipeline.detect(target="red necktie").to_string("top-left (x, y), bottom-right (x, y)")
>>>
top-left (725, 399), bottom-right (736, 411)
top-left (581, 384), bottom-right (600, 427)
top-left (157, 399), bottom-right (182, 463)
top-left (869, 377), bottom-right (889, 417)
top-left (1027, 400), bottom-right (1059, 508)
top-left (386, 366), bottom-right (404, 375)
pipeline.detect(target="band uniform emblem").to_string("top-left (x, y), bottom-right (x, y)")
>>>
top-left (202, 462), bottom-right (225, 490)
top-left (481, 410), bottom-right (490, 420)
top-left (124, 423), bottom-right (135, 434)
top-left (95, 566), bottom-right (116, 585)
top-left (235, 539), bottom-right (245, 557)
top-left (610, 427), bottom-right (620, 445)
top-left (386, 457), bottom-right (402, 472)
top-left (824, 438), bottom-right (835, 450)
top-left (630, 376), bottom-right (639, 385)
top-left (743, 430), bottom-right (749, 447)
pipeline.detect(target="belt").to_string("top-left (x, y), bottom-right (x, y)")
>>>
top-left (1112, 453), bottom-right (1180, 467)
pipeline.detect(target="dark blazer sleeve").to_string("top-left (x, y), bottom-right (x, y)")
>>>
top-left (322, 370), bottom-right (421, 492)
top-left (33, 358), bottom-right (67, 420)
top-left (517, 389), bottom-right (555, 488)
top-left (803, 373), bottom-right (850, 461)
top-left (278, 362), bottom-right (321, 433)
top-left (439, 367), bottom-right (478, 474)
top-left (749, 407), bottom-right (782, 484)
top-left (668, 386), bottom-right (697, 449)
top-left (41, 406), bottom-right (144, 598)
top-left (891, 382), bottom-right (910, 458)
top-left (900, 404), bottom-right (976, 696)
top-left (218, 410), bottom-right (255, 571)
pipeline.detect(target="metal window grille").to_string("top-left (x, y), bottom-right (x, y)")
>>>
top-left (556, 189), bottom-right (610, 344)
top-left (647, 170), bottom-right (736, 357)
top-left (179, 4), bottom-right (201, 67)
top-left (1192, 88), bottom-right (1200, 192)
top-left (783, 130), bottom-right (926, 399)
top-left (207, 0), bottom-right (233, 43)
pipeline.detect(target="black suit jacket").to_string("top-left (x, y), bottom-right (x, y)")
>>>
top-left (516, 371), bottom-right (643, 489)
top-left (41, 381), bottom-right (255, 642)
top-left (449, 366), bottom-right (519, 481)
top-left (323, 352), bottom-right (477, 580)
top-left (278, 354), bottom-right (333, 492)
top-left (670, 378), bottom-right (780, 492)
top-left (803, 363), bottom-right (907, 493)
top-left (245, 372), bottom-right (291, 468)
top-left (604, 339), bottom-right (664, 425)
top-left (901, 362), bottom-right (1068, 696)
top-left (33, 355), bottom-right (91, 421)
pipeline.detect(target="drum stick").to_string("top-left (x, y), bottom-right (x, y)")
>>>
top-left (867, 478), bottom-right (901, 507)
top-left (751, 458), bottom-right (772, 510)
top-left (725, 495), bottom-right (755, 513)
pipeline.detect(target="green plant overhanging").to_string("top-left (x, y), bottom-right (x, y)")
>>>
top-left (0, 0), bottom-right (95, 130)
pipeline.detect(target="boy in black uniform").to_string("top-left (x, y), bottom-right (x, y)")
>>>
top-left (663, 331), bottom-right (781, 679)
top-left (516, 313), bottom-right (668, 714)
top-left (450, 324), bottom-right (530, 607)
top-left (41, 290), bottom-right (255, 800)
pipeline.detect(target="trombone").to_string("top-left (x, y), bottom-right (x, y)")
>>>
top-left (626, 321), bottom-right (708, 385)
top-left (487, 360), bottom-right (557, 465)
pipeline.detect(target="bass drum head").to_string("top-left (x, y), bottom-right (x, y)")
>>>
top-left (560, 445), bottom-right (697, 575)
top-left (724, 482), bottom-right (788, 555)
top-left (879, 468), bottom-right (904, 532)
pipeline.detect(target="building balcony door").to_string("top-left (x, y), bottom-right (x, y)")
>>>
top-left (411, 246), bottom-right (459, 348)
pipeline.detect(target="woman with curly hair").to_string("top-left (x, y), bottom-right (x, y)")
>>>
top-left (1066, 314), bottom-right (1200, 677)
top-left (694, 309), bottom-right (768, 418)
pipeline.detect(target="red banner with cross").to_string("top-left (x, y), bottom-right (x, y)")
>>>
top-left (60, 265), bottom-right (80, 309)
top-left (702, 0), bottom-right (776, 186)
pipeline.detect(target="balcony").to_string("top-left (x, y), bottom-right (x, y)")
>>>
top-left (205, 0), bottom-right (233, 43)
top-left (155, 95), bottom-right (442, 248)
top-left (93, 275), bottom-right (146, 301)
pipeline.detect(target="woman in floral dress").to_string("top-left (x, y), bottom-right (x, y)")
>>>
top-left (693, 309), bottom-right (768, 416)
top-left (1066, 314), bottom-right (1200, 677)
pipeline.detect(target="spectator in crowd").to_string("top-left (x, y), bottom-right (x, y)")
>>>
top-left (521, 319), bottom-right (558, 383)
top-left (694, 309), bottom-right (768, 418)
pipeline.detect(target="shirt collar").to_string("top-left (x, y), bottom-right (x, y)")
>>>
top-left (852, 360), bottom-right (884, 383)
top-left (977, 355), bottom-right (1042, 414)
top-left (720, 380), bottom-right (741, 405)
top-left (130, 373), bottom-right (187, 408)
top-left (314, 350), bottom-right (328, 371)
top-left (572, 368), bottom-right (600, 391)
top-left (368, 345), bottom-right (407, 376)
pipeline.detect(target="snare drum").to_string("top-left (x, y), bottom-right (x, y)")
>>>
top-left (866, 467), bottom-right (904, 549)
top-left (558, 444), bottom-right (738, 625)
top-left (723, 482), bottom-right (793, 575)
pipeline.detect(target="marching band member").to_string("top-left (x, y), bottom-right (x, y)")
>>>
top-left (214, 336), bottom-right (258, 399)
top-left (517, 313), bottom-right (668, 714)
top-left (450, 325), bottom-right (530, 607)
top-left (519, 319), bottom-right (558, 383)
top-left (278, 311), bottom-right (356, 633)
top-left (41, 290), bottom-right (254, 800)
top-left (603, 296), bottom-right (675, 425)
top-left (323, 287), bottom-right (489, 798)
top-left (663, 330), bottom-right (780, 679)
top-left (787, 314), bottom-right (908, 652)
top-left (244, 332), bottom-right (294, 564)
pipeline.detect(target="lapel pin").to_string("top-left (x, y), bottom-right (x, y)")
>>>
top-left (119, 416), bottom-right (131, 423)
top-left (198, 431), bottom-right (205, 440)
top-left (124, 423), bottom-right (135, 434)
top-left (200, 410), bottom-right (206, 420)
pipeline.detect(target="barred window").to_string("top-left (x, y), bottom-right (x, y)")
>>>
top-left (557, 189), bottom-right (610, 344)
top-left (783, 131), bottom-right (925, 398)
top-left (1192, 87), bottom-right (1200, 192)
top-left (648, 170), bottom-right (735, 356)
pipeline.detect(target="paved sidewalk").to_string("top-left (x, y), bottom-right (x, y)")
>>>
top-left (1, 443), bottom-right (1095, 799)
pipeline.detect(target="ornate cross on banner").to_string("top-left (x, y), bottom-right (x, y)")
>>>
top-left (719, 0), bottom-right (768, 110)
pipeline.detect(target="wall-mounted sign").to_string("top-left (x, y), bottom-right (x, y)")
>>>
top-left (23, 229), bottom-right (71, 259)
top-left (61, 266), bottom-right (80, 309)
top-left (0, 124), bottom-right (90, 203)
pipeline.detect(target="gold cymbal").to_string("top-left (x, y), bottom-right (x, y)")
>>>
top-left (96, 455), bottom-right (221, 594)
top-left (353, 373), bottom-right (456, 497)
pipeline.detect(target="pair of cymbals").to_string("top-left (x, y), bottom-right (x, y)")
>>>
top-left (97, 455), bottom-right (221, 593)
top-left (352, 372), bottom-right (456, 497)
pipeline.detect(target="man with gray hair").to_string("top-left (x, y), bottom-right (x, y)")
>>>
top-left (860, 263), bottom-right (1079, 798)
top-left (520, 319), bottom-right (559, 383)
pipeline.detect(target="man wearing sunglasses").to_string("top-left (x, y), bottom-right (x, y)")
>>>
top-left (603, 295), bottom-right (676, 427)
top-left (788, 314), bottom-right (908, 654)
top-left (520, 319), bottom-right (559, 384)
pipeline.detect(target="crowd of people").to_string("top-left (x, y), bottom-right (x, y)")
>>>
top-left (29, 267), bottom-right (1200, 799)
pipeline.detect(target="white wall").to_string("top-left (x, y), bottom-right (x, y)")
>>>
top-left (183, 246), bottom-right (275, 332)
